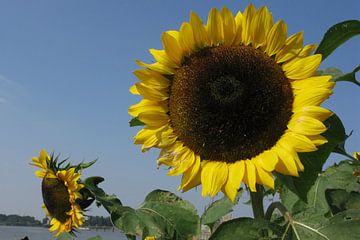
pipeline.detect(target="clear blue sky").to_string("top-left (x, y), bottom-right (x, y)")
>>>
top-left (0, 0), bottom-right (359, 220)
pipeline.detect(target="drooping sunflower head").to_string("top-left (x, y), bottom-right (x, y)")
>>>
top-left (129, 4), bottom-right (335, 201)
top-left (31, 149), bottom-right (86, 236)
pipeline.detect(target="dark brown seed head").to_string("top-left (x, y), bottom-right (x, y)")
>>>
top-left (42, 177), bottom-right (71, 223)
top-left (169, 45), bottom-right (293, 162)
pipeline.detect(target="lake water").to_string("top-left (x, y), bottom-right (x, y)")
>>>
top-left (0, 226), bottom-right (127, 240)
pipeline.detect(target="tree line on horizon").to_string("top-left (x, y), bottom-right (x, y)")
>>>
top-left (0, 214), bottom-right (112, 227)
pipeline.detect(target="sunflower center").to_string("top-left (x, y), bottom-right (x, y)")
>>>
top-left (42, 177), bottom-right (71, 223)
top-left (169, 45), bottom-right (293, 162)
top-left (210, 75), bottom-right (244, 104)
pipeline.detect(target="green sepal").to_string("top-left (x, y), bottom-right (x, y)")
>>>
top-left (129, 117), bottom-right (145, 127)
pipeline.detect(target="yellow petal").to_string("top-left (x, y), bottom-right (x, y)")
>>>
top-left (136, 60), bottom-right (174, 75)
top-left (148, 49), bottom-right (178, 70)
top-left (244, 160), bottom-right (256, 192)
top-left (255, 150), bottom-right (278, 172)
top-left (291, 76), bottom-right (334, 92)
top-left (181, 158), bottom-right (202, 192)
top-left (206, 8), bottom-right (223, 45)
top-left (158, 127), bottom-right (177, 148)
top-left (242, 3), bottom-right (256, 45)
top-left (265, 20), bottom-right (287, 56)
top-left (288, 115), bottom-right (327, 135)
top-left (129, 84), bottom-right (139, 95)
top-left (281, 132), bottom-right (317, 152)
top-left (162, 31), bottom-right (182, 66)
top-left (179, 154), bottom-right (201, 190)
top-left (232, 11), bottom-right (243, 45)
top-left (201, 161), bottom-right (228, 197)
top-left (190, 11), bottom-right (209, 48)
top-left (276, 31), bottom-right (304, 63)
top-left (168, 149), bottom-right (195, 176)
top-left (133, 69), bottom-right (170, 88)
top-left (274, 146), bottom-right (299, 176)
top-left (142, 134), bottom-right (160, 152)
top-left (255, 165), bottom-right (274, 189)
top-left (35, 170), bottom-right (46, 178)
top-left (298, 44), bottom-right (317, 57)
top-left (308, 135), bottom-right (328, 146)
top-left (293, 88), bottom-right (333, 109)
top-left (179, 22), bottom-right (195, 55)
top-left (283, 54), bottom-right (322, 80)
top-left (250, 6), bottom-right (273, 48)
top-left (292, 106), bottom-right (333, 122)
top-left (220, 6), bottom-right (236, 46)
top-left (138, 111), bottom-right (169, 128)
top-left (128, 99), bottom-right (168, 117)
top-left (222, 161), bottom-right (245, 202)
top-left (135, 82), bottom-right (168, 101)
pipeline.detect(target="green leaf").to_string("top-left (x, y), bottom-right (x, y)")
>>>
top-left (278, 114), bottom-right (346, 206)
top-left (84, 176), bottom-right (123, 213)
top-left (84, 180), bottom-right (199, 240)
top-left (290, 210), bottom-right (360, 240)
top-left (201, 192), bottom-right (241, 232)
top-left (315, 20), bottom-right (360, 60)
top-left (129, 117), bottom-right (145, 127)
top-left (325, 189), bottom-right (360, 215)
top-left (209, 217), bottom-right (283, 240)
top-left (281, 161), bottom-right (359, 215)
top-left (334, 65), bottom-right (360, 87)
top-left (138, 190), bottom-right (200, 239)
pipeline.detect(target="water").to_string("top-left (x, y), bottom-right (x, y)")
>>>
top-left (0, 226), bottom-right (127, 240)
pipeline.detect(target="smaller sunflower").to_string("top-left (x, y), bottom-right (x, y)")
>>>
top-left (31, 149), bottom-right (85, 236)
top-left (354, 152), bottom-right (360, 161)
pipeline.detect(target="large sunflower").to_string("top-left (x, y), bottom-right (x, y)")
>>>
top-left (31, 149), bottom-right (85, 236)
top-left (129, 4), bottom-right (334, 201)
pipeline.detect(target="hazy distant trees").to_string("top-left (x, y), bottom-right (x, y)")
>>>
top-left (0, 214), bottom-right (41, 226)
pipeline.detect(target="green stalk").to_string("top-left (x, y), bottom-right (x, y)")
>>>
top-left (249, 185), bottom-right (265, 219)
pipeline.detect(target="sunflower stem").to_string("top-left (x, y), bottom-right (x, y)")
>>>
top-left (264, 201), bottom-right (289, 220)
top-left (250, 185), bottom-right (265, 219)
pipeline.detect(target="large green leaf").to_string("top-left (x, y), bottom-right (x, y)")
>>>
top-left (315, 20), bottom-right (360, 60)
top-left (289, 210), bottom-right (360, 240)
top-left (84, 178), bottom-right (199, 240)
top-left (138, 190), bottom-right (200, 239)
top-left (209, 217), bottom-right (283, 240)
top-left (325, 189), bottom-right (360, 215)
top-left (278, 114), bottom-right (346, 207)
top-left (201, 192), bottom-right (241, 232)
top-left (280, 161), bottom-right (359, 215)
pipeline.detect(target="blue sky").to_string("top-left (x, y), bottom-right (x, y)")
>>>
top-left (0, 0), bottom-right (359, 220)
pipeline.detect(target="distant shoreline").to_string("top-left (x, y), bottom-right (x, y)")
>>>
top-left (0, 213), bottom-right (113, 228)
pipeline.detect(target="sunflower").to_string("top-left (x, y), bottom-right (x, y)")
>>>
top-left (129, 4), bottom-right (334, 201)
top-left (31, 149), bottom-right (85, 236)
top-left (354, 152), bottom-right (360, 160)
